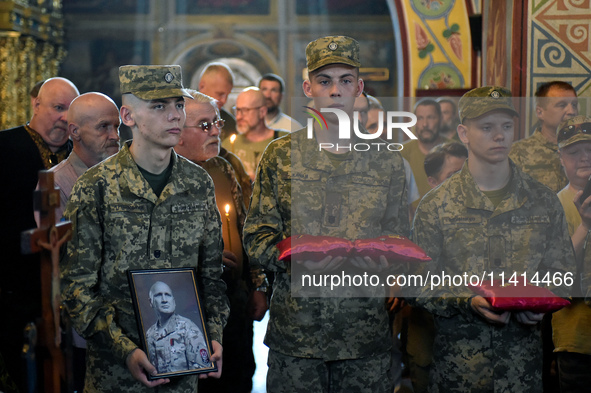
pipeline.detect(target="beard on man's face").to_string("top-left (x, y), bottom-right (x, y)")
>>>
top-left (418, 127), bottom-right (440, 144)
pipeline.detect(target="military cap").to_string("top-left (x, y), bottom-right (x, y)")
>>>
top-left (458, 86), bottom-right (518, 123)
top-left (119, 65), bottom-right (192, 100)
top-left (306, 35), bottom-right (361, 72)
top-left (557, 115), bottom-right (591, 149)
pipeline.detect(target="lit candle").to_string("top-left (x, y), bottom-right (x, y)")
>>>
top-left (224, 204), bottom-right (232, 250)
top-left (230, 134), bottom-right (237, 153)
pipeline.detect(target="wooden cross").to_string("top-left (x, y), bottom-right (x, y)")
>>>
top-left (21, 170), bottom-right (72, 393)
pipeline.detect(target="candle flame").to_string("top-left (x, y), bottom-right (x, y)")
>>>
top-left (225, 204), bottom-right (230, 214)
top-left (230, 134), bottom-right (237, 143)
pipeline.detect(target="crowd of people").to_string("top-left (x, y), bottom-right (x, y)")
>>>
top-left (0, 34), bottom-right (588, 393)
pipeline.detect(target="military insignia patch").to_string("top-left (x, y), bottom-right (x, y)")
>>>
top-left (490, 90), bottom-right (500, 98)
top-left (164, 72), bottom-right (174, 83)
top-left (328, 42), bottom-right (338, 51)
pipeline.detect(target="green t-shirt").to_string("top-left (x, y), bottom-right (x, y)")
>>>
top-left (137, 159), bottom-right (173, 197)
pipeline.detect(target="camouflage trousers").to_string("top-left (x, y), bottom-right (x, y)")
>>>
top-left (266, 349), bottom-right (393, 393)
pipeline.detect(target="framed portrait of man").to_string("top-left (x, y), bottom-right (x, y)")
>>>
top-left (128, 267), bottom-right (217, 379)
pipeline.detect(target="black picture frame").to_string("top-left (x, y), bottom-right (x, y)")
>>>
top-left (127, 268), bottom-right (217, 380)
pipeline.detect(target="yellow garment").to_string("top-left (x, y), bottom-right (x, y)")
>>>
top-left (553, 185), bottom-right (591, 355)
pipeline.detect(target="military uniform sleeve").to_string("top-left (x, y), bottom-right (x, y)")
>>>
top-left (197, 181), bottom-right (229, 344)
top-left (382, 154), bottom-right (410, 238)
top-left (537, 200), bottom-right (577, 298)
top-left (61, 180), bottom-right (138, 364)
top-left (407, 197), bottom-right (473, 318)
top-left (243, 141), bottom-right (287, 273)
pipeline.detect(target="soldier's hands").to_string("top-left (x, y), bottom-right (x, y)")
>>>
top-left (514, 310), bottom-right (544, 325)
top-left (247, 290), bottom-right (269, 321)
top-left (222, 250), bottom-right (238, 272)
top-left (126, 348), bottom-right (170, 387)
top-left (199, 340), bottom-right (223, 379)
top-left (350, 255), bottom-right (389, 272)
top-left (294, 255), bottom-right (345, 273)
top-left (470, 296), bottom-right (510, 325)
top-left (387, 297), bottom-right (407, 313)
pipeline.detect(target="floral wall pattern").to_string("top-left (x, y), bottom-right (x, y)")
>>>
top-left (399, 0), bottom-right (473, 95)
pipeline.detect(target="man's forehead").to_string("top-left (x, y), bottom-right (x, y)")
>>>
top-left (153, 282), bottom-right (172, 292)
top-left (188, 102), bottom-right (217, 118)
top-left (415, 104), bottom-right (438, 115)
top-left (354, 97), bottom-right (369, 109)
top-left (312, 64), bottom-right (357, 77)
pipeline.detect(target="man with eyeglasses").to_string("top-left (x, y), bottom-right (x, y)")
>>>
top-left (510, 81), bottom-right (579, 193)
top-left (221, 87), bottom-right (288, 181)
top-left (61, 65), bottom-right (229, 392)
top-left (175, 90), bottom-right (268, 393)
top-left (0, 77), bottom-right (79, 392)
top-left (552, 115), bottom-right (591, 393)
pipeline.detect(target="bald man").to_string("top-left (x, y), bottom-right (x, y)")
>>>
top-left (0, 77), bottom-right (79, 392)
top-left (35, 92), bottom-right (120, 226)
top-left (197, 62), bottom-right (238, 141)
top-left (221, 87), bottom-right (288, 180)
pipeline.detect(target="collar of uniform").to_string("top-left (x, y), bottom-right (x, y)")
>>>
top-left (458, 159), bottom-right (528, 214)
top-left (532, 127), bottom-right (559, 152)
top-left (118, 141), bottom-right (184, 204)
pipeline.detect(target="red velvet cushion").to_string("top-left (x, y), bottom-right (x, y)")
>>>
top-left (277, 234), bottom-right (431, 263)
top-left (276, 234), bottom-right (352, 262)
top-left (353, 235), bottom-right (431, 262)
top-left (469, 277), bottom-right (570, 313)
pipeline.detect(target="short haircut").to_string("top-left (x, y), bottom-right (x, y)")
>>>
top-left (199, 62), bottom-right (234, 85)
top-left (367, 94), bottom-right (383, 111)
top-left (186, 88), bottom-right (218, 109)
top-left (259, 73), bottom-right (285, 93)
top-left (414, 98), bottom-right (442, 118)
top-left (535, 81), bottom-right (576, 106)
top-left (437, 96), bottom-right (457, 112)
top-left (424, 141), bottom-right (468, 178)
top-left (149, 281), bottom-right (173, 303)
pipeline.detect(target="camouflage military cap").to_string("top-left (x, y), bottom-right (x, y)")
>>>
top-left (557, 115), bottom-right (591, 149)
top-left (458, 86), bottom-right (518, 123)
top-left (306, 36), bottom-right (361, 72)
top-left (119, 65), bottom-right (192, 100)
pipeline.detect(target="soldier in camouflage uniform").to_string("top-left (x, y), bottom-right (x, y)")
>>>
top-left (61, 65), bottom-right (229, 392)
top-left (509, 81), bottom-right (578, 192)
top-left (408, 86), bottom-right (576, 392)
top-left (243, 36), bottom-right (409, 392)
top-left (146, 281), bottom-right (210, 373)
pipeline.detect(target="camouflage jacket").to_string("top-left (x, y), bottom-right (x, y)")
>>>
top-left (61, 143), bottom-right (229, 392)
top-left (409, 160), bottom-right (576, 392)
top-left (243, 129), bottom-right (409, 360)
top-left (146, 314), bottom-right (210, 373)
top-left (509, 127), bottom-right (567, 193)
